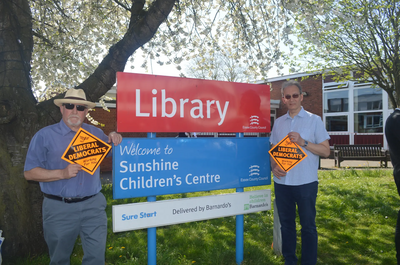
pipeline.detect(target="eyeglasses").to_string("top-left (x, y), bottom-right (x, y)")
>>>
top-left (63, 103), bottom-right (87, 111)
top-left (284, 94), bottom-right (300, 100)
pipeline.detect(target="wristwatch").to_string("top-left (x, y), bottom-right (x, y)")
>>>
top-left (303, 140), bottom-right (308, 147)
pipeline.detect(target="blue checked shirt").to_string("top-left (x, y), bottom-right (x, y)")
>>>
top-left (24, 120), bottom-right (109, 197)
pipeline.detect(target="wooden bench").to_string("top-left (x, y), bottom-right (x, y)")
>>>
top-left (333, 144), bottom-right (389, 168)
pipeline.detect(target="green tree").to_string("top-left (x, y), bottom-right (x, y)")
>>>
top-left (0, 0), bottom-right (290, 259)
top-left (284, 0), bottom-right (400, 107)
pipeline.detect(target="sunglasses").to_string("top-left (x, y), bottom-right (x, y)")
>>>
top-left (63, 103), bottom-right (87, 111)
top-left (284, 93), bottom-right (300, 100)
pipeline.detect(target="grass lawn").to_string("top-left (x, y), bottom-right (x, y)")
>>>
top-left (14, 168), bottom-right (399, 264)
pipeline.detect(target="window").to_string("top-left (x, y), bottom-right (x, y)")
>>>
top-left (324, 90), bottom-right (349, 113)
top-left (354, 112), bottom-right (383, 133)
top-left (322, 80), bottom-right (387, 146)
top-left (365, 114), bottom-right (382, 129)
top-left (354, 87), bottom-right (382, 111)
top-left (326, 115), bottom-right (348, 131)
top-left (270, 109), bottom-right (276, 131)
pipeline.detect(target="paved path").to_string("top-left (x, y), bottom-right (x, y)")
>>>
top-left (320, 158), bottom-right (392, 170)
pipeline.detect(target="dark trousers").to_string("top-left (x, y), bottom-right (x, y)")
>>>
top-left (274, 181), bottom-right (318, 265)
top-left (394, 169), bottom-right (400, 265)
top-left (396, 210), bottom-right (400, 265)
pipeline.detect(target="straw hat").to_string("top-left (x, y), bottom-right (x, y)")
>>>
top-left (54, 88), bottom-right (96, 109)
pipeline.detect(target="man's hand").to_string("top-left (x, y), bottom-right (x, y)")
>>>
top-left (288, 131), bottom-right (305, 146)
top-left (271, 162), bottom-right (287, 179)
top-left (108, 131), bottom-right (123, 146)
top-left (62, 164), bottom-right (82, 179)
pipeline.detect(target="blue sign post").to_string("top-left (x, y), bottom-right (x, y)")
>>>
top-left (147, 133), bottom-right (157, 265)
top-left (236, 133), bottom-right (244, 265)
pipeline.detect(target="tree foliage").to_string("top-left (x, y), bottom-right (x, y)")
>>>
top-left (183, 43), bottom-right (251, 82)
top-left (284, 0), bottom-right (400, 107)
top-left (31, 0), bottom-right (291, 99)
top-left (31, 0), bottom-right (129, 98)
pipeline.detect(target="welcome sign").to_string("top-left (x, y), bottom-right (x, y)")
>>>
top-left (113, 137), bottom-right (271, 199)
top-left (116, 72), bottom-right (270, 133)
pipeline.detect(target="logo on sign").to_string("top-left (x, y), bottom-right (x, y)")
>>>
top-left (249, 115), bottom-right (259, 126)
top-left (61, 128), bottom-right (111, 174)
top-left (249, 165), bottom-right (260, 176)
top-left (268, 135), bottom-right (307, 172)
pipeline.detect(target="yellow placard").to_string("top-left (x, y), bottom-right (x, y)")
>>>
top-left (268, 135), bottom-right (308, 172)
top-left (61, 128), bottom-right (111, 175)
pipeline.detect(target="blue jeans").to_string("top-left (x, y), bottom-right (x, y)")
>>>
top-left (274, 181), bottom-right (318, 265)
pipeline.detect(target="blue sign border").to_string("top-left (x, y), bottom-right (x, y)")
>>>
top-left (112, 137), bottom-right (271, 199)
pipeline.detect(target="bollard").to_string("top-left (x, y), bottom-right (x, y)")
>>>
top-left (272, 200), bottom-right (282, 256)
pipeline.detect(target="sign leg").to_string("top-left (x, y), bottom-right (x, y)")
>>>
top-left (148, 195), bottom-right (157, 265)
top-left (147, 133), bottom-right (157, 265)
top-left (236, 132), bottom-right (244, 265)
top-left (236, 188), bottom-right (244, 265)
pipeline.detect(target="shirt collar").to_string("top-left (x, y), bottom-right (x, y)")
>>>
top-left (59, 119), bottom-right (76, 136)
top-left (285, 106), bottom-right (305, 119)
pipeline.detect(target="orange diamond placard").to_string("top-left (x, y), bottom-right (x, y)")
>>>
top-left (268, 135), bottom-right (308, 172)
top-left (61, 128), bottom-right (111, 175)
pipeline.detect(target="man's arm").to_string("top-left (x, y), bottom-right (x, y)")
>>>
top-left (24, 164), bottom-right (82, 182)
top-left (288, 132), bottom-right (330, 158)
top-left (302, 139), bottom-right (330, 158)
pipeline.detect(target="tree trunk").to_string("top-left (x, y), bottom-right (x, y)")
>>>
top-left (0, 0), bottom-right (176, 260)
top-left (0, 0), bottom-right (49, 259)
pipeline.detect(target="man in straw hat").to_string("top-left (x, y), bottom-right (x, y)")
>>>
top-left (24, 88), bottom-right (122, 265)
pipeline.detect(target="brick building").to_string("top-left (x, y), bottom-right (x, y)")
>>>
top-left (265, 72), bottom-right (390, 148)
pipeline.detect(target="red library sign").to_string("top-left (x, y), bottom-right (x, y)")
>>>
top-left (116, 72), bottom-right (270, 133)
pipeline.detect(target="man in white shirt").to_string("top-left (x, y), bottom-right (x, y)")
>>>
top-left (270, 80), bottom-right (330, 265)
